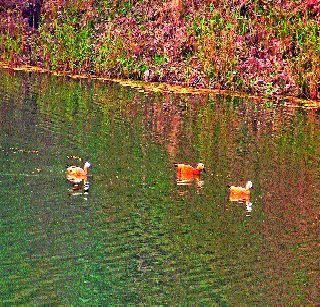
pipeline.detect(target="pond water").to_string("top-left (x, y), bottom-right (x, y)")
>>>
top-left (0, 69), bottom-right (319, 304)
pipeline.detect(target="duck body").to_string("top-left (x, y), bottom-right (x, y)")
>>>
top-left (174, 162), bottom-right (206, 179)
top-left (175, 164), bottom-right (201, 176)
top-left (66, 161), bottom-right (91, 182)
top-left (228, 181), bottom-right (252, 202)
top-left (229, 188), bottom-right (250, 201)
top-left (67, 166), bottom-right (87, 177)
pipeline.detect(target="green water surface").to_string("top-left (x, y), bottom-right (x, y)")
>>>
top-left (0, 70), bottom-right (319, 304)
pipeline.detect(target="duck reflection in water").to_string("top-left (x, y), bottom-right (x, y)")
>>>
top-left (174, 162), bottom-right (206, 190)
top-left (228, 180), bottom-right (253, 214)
top-left (66, 161), bottom-right (91, 195)
top-left (246, 201), bottom-right (253, 216)
top-left (67, 178), bottom-right (90, 196)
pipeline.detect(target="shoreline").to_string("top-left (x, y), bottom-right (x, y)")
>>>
top-left (1, 62), bottom-right (319, 109)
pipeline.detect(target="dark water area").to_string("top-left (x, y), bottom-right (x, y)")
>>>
top-left (0, 69), bottom-right (319, 304)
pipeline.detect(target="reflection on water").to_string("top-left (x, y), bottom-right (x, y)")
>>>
top-left (176, 175), bottom-right (204, 188)
top-left (176, 178), bottom-right (204, 196)
top-left (67, 177), bottom-right (90, 195)
top-left (246, 201), bottom-right (253, 216)
top-left (0, 69), bottom-right (319, 304)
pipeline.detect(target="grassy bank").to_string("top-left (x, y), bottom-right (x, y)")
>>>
top-left (0, 0), bottom-right (319, 100)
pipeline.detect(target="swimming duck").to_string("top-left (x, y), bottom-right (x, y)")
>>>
top-left (228, 180), bottom-right (252, 201)
top-left (66, 161), bottom-right (91, 182)
top-left (174, 162), bottom-right (206, 178)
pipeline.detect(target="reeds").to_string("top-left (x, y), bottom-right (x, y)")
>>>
top-left (0, 0), bottom-right (319, 100)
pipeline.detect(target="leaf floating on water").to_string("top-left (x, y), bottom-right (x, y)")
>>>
top-left (6, 147), bottom-right (40, 155)
top-left (67, 155), bottom-right (82, 161)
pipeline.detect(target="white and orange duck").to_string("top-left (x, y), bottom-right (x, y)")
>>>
top-left (66, 161), bottom-right (91, 184)
top-left (228, 180), bottom-right (252, 202)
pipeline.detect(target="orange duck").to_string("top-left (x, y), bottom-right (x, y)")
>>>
top-left (174, 162), bottom-right (206, 181)
top-left (228, 180), bottom-right (252, 202)
top-left (66, 161), bottom-right (91, 183)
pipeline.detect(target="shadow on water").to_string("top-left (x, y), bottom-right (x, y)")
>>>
top-left (0, 69), bottom-right (319, 304)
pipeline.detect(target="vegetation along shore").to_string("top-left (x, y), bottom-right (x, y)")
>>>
top-left (0, 0), bottom-right (319, 101)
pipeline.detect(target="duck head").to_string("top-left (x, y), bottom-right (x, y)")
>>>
top-left (83, 161), bottom-right (91, 174)
top-left (245, 180), bottom-right (253, 190)
top-left (196, 163), bottom-right (206, 173)
top-left (84, 161), bottom-right (91, 169)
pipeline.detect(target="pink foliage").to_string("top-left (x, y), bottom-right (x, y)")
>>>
top-left (0, 0), bottom-right (319, 100)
